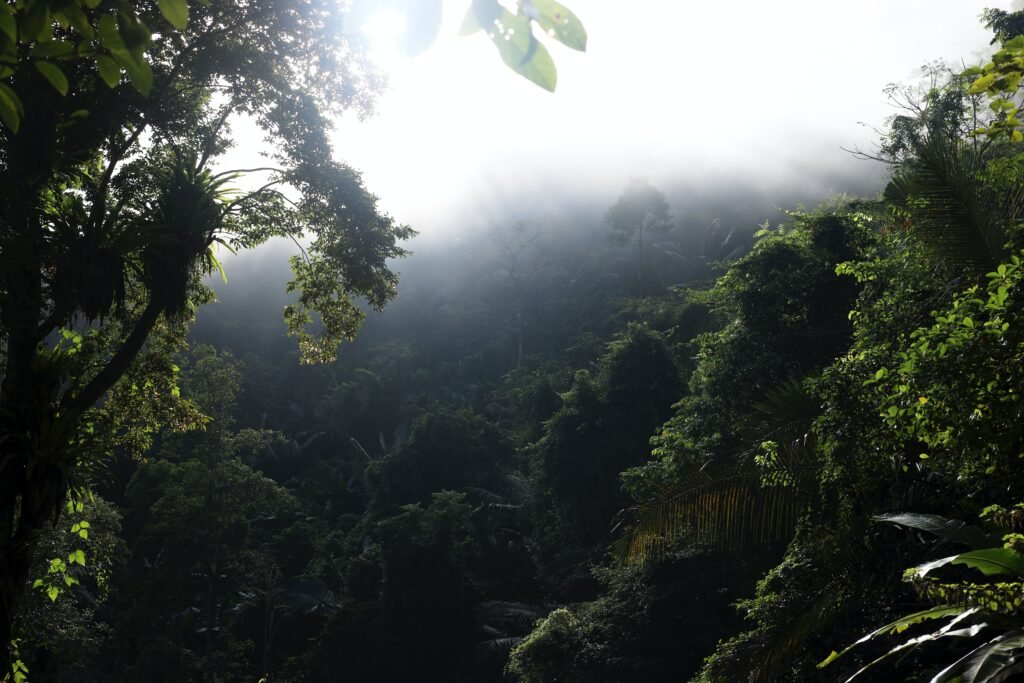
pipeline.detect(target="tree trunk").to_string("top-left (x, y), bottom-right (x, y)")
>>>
top-left (515, 302), bottom-right (524, 370)
top-left (0, 168), bottom-right (50, 675)
top-left (636, 224), bottom-right (644, 292)
top-left (205, 568), bottom-right (217, 682)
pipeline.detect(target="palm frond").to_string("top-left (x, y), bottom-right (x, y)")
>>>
top-left (616, 378), bottom-right (822, 563)
top-left (885, 136), bottom-right (1024, 273)
top-left (710, 577), bottom-right (851, 683)
top-left (744, 377), bottom-right (821, 447)
top-left (477, 601), bottom-right (548, 628)
top-left (612, 453), bottom-right (818, 562)
top-left (475, 636), bottom-right (524, 657)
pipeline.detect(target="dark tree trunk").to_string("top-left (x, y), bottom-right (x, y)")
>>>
top-left (636, 224), bottom-right (644, 293)
top-left (0, 160), bottom-right (50, 675)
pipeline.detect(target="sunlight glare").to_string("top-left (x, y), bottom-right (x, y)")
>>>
top-left (362, 9), bottom-right (409, 71)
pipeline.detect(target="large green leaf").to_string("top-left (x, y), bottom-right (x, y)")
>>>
top-left (818, 605), bottom-right (968, 668)
top-left (0, 81), bottom-right (23, 132)
top-left (94, 55), bottom-right (121, 88)
top-left (906, 554), bottom-right (958, 580)
top-left (116, 12), bottom-right (152, 54)
top-left (930, 632), bottom-right (1024, 682)
top-left (874, 513), bottom-right (999, 549)
top-left (116, 53), bottom-right (153, 95)
top-left (842, 609), bottom-right (985, 681)
top-left (35, 61), bottom-right (69, 96)
top-left (487, 9), bottom-right (556, 91)
top-left (525, 0), bottom-right (586, 51)
top-left (99, 14), bottom-right (153, 95)
top-left (53, 3), bottom-right (94, 39)
top-left (952, 548), bottom-right (1024, 578)
top-left (32, 40), bottom-right (77, 59)
top-left (459, 5), bottom-right (482, 36)
top-left (157, 0), bottom-right (189, 30)
top-left (0, 5), bottom-right (16, 43)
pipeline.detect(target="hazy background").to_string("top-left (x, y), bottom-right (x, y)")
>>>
top-left (326, 0), bottom-right (1007, 239)
top-left (201, 0), bottom-right (1018, 351)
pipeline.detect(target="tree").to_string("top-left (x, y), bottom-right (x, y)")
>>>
top-left (605, 178), bottom-right (671, 289)
top-left (485, 219), bottom-right (552, 368)
top-left (0, 0), bottom-right (414, 671)
top-left (533, 324), bottom-right (682, 547)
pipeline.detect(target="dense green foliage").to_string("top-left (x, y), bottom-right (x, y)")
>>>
top-left (11, 4), bottom-right (1024, 683)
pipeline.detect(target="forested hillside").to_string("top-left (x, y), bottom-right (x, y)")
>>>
top-left (5, 1), bottom-right (1024, 682)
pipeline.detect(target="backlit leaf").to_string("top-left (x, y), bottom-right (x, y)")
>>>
top-left (157, 0), bottom-right (189, 29)
top-left (0, 82), bottom-right (24, 132)
top-left (526, 0), bottom-right (587, 51)
top-left (35, 61), bottom-right (69, 95)
top-left (952, 547), bottom-right (1024, 578)
top-left (95, 55), bottom-right (121, 88)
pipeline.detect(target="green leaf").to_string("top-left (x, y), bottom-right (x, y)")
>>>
top-left (952, 547), bottom-right (1024, 578)
top-left (905, 554), bottom-right (958, 580)
top-left (116, 12), bottom-right (152, 54)
top-left (471, 0), bottom-right (503, 29)
top-left (35, 61), bottom-right (69, 95)
top-left (54, 3), bottom-right (95, 39)
top-left (113, 50), bottom-right (153, 95)
top-left (817, 605), bottom-right (968, 668)
top-left (526, 0), bottom-right (587, 51)
top-left (21, 3), bottom-right (52, 43)
top-left (46, 586), bottom-right (59, 602)
top-left (157, 0), bottom-right (188, 29)
top-left (458, 4), bottom-right (482, 35)
top-left (873, 513), bottom-right (998, 549)
top-left (95, 54), bottom-right (121, 87)
top-left (969, 73), bottom-right (998, 95)
top-left (1005, 36), bottom-right (1024, 50)
top-left (32, 40), bottom-right (76, 58)
top-left (0, 82), bottom-right (24, 132)
top-left (487, 9), bottom-right (557, 92)
top-left (928, 631), bottom-right (1024, 683)
top-left (846, 619), bottom-right (988, 681)
top-left (0, 6), bottom-right (15, 43)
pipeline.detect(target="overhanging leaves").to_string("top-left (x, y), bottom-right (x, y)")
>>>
top-left (874, 512), bottom-right (999, 549)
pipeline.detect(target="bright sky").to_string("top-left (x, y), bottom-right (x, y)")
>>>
top-left (320, 0), bottom-right (1008, 237)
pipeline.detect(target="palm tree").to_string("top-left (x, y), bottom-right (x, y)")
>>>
top-left (884, 136), bottom-right (1024, 274)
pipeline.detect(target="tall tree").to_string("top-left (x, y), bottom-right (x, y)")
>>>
top-left (0, 0), bottom-right (413, 670)
top-left (605, 178), bottom-right (671, 289)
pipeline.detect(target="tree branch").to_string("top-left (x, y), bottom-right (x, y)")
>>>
top-left (60, 298), bottom-right (164, 423)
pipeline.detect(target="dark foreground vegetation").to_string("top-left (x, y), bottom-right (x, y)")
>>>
top-left (6, 1), bottom-right (1024, 682)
